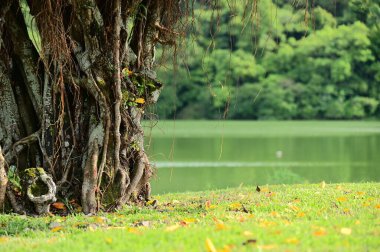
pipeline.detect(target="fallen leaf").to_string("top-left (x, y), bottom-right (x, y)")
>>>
top-left (165, 224), bottom-right (180, 232)
top-left (356, 191), bottom-right (365, 196)
top-left (340, 228), bottom-right (352, 235)
top-left (321, 181), bottom-right (326, 189)
top-left (242, 239), bottom-right (257, 245)
top-left (205, 238), bottom-right (217, 252)
top-left (257, 244), bottom-right (277, 250)
top-left (243, 231), bottom-right (253, 237)
top-left (336, 197), bottom-right (347, 202)
top-left (52, 202), bottom-right (66, 210)
top-left (128, 228), bottom-right (141, 234)
top-left (270, 211), bottom-right (279, 217)
top-left (0, 237), bottom-right (9, 243)
top-left (297, 212), bottom-right (305, 217)
top-left (229, 202), bottom-right (242, 210)
top-left (355, 220), bottom-right (361, 225)
top-left (146, 199), bottom-right (158, 207)
top-left (135, 98), bottom-right (145, 104)
top-left (219, 245), bottom-right (233, 252)
top-left (105, 237), bottom-right (113, 244)
top-left (265, 192), bottom-right (275, 197)
top-left (51, 226), bottom-right (63, 232)
top-left (376, 204), bottom-right (380, 209)
top-left (313, 229), bottom-right (327, 236)
top-left (288, 205), bottom-right (299, 212)
top-left (285, 237), bottom-right (299, 244)
top-left (122, 68), bottom-right (133, 77)
top-left (215, 222), bottom-right (227, 231)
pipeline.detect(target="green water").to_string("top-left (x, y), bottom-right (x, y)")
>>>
top-left (145, 121), bottom-right (380, 194)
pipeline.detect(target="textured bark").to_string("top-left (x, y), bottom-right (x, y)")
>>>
top-left (0, 147), bottom-right (7, 209)
top-left (0, 0), bottom-right (181, 215)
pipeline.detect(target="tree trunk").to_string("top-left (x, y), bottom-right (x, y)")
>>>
top-left (0, 0), bottom-right (181, 214)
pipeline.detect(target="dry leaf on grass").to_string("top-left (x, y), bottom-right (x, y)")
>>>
top-left (205, 238), bottom-right (217, 252)
top-left (340, 227), bottom-right (352, 235)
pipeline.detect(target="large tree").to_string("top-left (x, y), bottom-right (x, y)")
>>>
top-left (0, 0), bottom-right (182, 214)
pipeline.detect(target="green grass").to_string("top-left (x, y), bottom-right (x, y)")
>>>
top-left (144, 120), bottom-right (380, 138)
top-left (1, 183), bottom-right (379, 251)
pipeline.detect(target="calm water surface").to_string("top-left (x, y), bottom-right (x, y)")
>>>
top-left (145, 121), bottom-right (380, 194)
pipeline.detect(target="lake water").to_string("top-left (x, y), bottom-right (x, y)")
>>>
top-left (144, 121), bottom-right (380, 194)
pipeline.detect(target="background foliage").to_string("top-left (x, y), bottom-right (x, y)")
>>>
top-left (155, 0), bottom-right (380, 120)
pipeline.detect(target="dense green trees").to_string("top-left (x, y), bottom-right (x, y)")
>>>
top-left (156, 0), bottom-right (380, 120)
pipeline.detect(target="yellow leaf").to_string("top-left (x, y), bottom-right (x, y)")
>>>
top-left (215, 222), bottom-right (227, 231)
top-left (336, 197), bottom-right (347, 202)
top-left (270, 211), bottom-right (279, 217)
top-left (165, 224), bottom-right (180, 232)
top-left (182, 218), bottom-right (196, 224)
top-left (51, 226), bottom-right (63, 232)
top-left (122, 68), bottom-right (133, 76)
top-left (288, 205), bottom-right (300, 212)
top-left (96, 76), bottom-right (105, 85)
top-left (340, 227), bottom-right (352, 235)
top-left (285, 237), bottom-right (299, 244)
top-left (0, 237), bottom-right (9, 243)
top-left (105, 237), bottom-right (113, 244)
top-left (321, 181), bottom-right (326, 189)
top-left (205, 238), bottom-right (217, 252)
top-left (243, 231), bottom-right (253, 237)
top-left (52, 202), bottom-right (66, 210)
top-left (297, 212), bottom-right (305, 217)
top-left (375, 204), bottom-right (380, 209)
top-left (356, 191), bottom-right (365, 196)
top-left (128, 228), bottom-right (141, 234)
top-left (229, 202), bottom-right (242, 210)
top-left (135, 98), bottom-right (145, 104)
top-left (363, 202), bottom-right (370, 207)
top-left (257, 244), bottom-right (277, 250)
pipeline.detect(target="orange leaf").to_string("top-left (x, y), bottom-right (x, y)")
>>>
top-left (52, 202), bottom-right (66, 210)
top-left (205, 238), bottom-right (217, 252)
top-left (270, 211), bottom-right (279, 217)
top-left (375, 204), bottom-right (380, 209)
top-left (313, 229), bottom-right (326, 236)
top-left (297, 212), bottom-right (305, 217)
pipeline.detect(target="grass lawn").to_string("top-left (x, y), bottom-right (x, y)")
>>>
top-left (0, 183), bottom-right (379, 251)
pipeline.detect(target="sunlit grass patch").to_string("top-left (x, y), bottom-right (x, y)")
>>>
top-left (0, 183), bottom-right (379, 251)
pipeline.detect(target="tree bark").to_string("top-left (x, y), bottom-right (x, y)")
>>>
top-left (0, 0), bottom-right (182, 214)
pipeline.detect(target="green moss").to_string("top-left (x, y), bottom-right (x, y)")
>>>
top-left (29, 179), bottom-right (49, 196)
top-left (24, 168), bottom-right (45, 180)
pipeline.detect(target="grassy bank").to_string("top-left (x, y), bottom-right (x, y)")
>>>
top-left (1, 183), bottom-right (379, 251)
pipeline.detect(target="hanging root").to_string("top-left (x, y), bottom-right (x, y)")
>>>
top-left (0, 147), bottom-right (8, 208)
top-left (81, 139), bottom-right (99, 214)
top-left (25, 168), bottom-right (57, 215)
